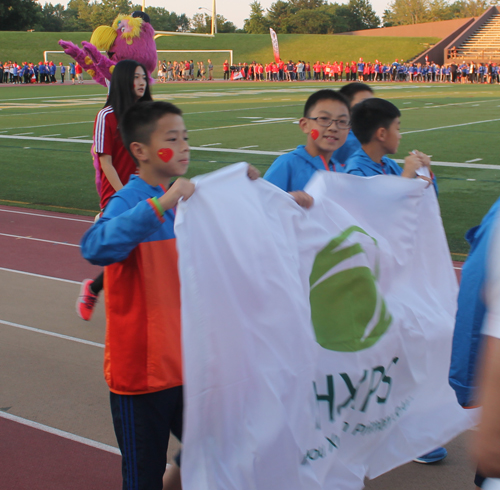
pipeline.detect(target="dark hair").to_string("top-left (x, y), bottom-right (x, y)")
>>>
top-left (339, 82), bottom-right (373, 106)
top-left (105, 59), bottom-right (152, 122)
top-left (351, 98), bottom-right (400, 144)
top-left (121, 101), bottom-right (183, 164)
top-left (303, 89), bottom-right (349, 118)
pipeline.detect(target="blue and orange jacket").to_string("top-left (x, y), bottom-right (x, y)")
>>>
top-left (81, 175), bottom-right (182, 395)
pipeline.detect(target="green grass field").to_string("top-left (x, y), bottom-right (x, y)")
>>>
top-left (1, 80), bottom-right (499, 258)
top-left (0, 31), bottom-right (439, 78)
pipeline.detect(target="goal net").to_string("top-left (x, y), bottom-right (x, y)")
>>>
top-left (44, 50), bottom-right (106, 80)
top-left (155, 50), bottom-right (233, 80)
top-left (44, 49), bottom-right (234, 81)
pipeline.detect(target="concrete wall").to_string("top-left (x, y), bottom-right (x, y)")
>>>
top-left (340, 18), bottom-right (473, 38)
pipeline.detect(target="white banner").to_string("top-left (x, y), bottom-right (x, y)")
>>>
top-left (175, 164), bottom-right (476, 490)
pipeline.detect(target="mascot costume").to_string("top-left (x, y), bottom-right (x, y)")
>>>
top-left (59, 10), bottom-right (157, 87)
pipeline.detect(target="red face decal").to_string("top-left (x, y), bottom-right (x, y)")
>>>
top-left (311, 129), bottom-right (319, 141)
top-left (158, 148), bottom-right (173, 163)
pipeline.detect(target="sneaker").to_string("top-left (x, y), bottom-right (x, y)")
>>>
top-left (413, 447), bottom-right (448, 464)
top-left (76, 279), bottom-right (98, 321)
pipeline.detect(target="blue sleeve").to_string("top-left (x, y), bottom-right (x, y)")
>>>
top-left (80, 197), bottom-right (164, 266)
top-left (263, 157), bottom-right (292, 192)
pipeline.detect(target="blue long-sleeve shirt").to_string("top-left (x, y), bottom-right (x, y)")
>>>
top-left (345, 148), bottom-right (438, 194)
top-left (264, 145), bottom-right (345, 192)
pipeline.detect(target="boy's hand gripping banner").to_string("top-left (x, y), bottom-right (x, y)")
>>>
top-left (175, 164), bottom-right (476, 490)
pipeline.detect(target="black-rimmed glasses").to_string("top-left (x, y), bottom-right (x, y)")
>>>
top-left (308, 117), bottom-right (351, 130)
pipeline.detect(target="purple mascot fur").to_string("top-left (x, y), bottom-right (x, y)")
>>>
top-left (59, 11), bottom-right (157, 87)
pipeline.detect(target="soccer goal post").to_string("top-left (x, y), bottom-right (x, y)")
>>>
top-left (156, 50), bottom-right (233, 79)
top-left (43, 50), bottom-right (106, 80)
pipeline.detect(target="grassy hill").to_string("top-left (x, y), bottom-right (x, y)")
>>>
top-left (0, 31), bottom-right (439, 65)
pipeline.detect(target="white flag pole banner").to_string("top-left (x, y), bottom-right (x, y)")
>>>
top-left (175, 163), bottom-right (476, 490)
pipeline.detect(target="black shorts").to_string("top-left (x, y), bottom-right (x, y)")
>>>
top-left (110, 385), bottom-right (183, 490)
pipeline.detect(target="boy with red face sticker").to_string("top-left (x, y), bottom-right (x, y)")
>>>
top-left (81, 100), bottom-right (260, 490)
top-left (264, 89), bottom-right (350, 206)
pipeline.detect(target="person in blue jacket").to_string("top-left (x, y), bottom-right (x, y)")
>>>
top-left (264, 89), bottom-right (350, 200)
top-left (49, 62), bottom-right (56, 83)
top-left (345, 98), bottom-right (438, 194)
top-left (59, 62), bottom-right (66, 83)
top-left (333, 82), bottom-right (374, 166)
top-left (69, 62), bottom-right (76, 84)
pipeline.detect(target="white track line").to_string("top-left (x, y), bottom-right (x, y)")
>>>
top-left (466, 158), bottom-right (483, 163)
top-left (0, 208), bottom-right (93, 223)
top-left (0, 134), bottom-right (92, 144)
top-left (0, 267), bottom-right (80, 284)
top-left (0, 319), bottom-right (104, 348)
top-left (0, 411), bottom-right (120, 455)
top-left (0, 233), bottom-right (80, 247)
top-left (401, 118), bottom-right (500, 135)
top-left (2, 120), bottom-right (94, 131)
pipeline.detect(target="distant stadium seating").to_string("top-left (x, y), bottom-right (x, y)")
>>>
top-left (455, 12), bottom-right (500, 60)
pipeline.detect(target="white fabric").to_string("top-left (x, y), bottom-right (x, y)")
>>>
top-left (175, 164), bottom-right (476, 490)
top-left (485, 211), bottom-right (500, 339)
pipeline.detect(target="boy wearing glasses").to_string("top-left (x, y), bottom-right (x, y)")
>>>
top-left (264, 89), bottom-right (350, 198)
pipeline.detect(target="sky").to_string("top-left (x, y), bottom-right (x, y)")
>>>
top-left (39, 0), bottom-right (391, 29)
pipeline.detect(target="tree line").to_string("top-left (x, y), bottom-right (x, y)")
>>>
top-left (0, 0), bottom-right (495, 33)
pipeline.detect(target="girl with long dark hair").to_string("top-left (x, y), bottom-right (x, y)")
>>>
top-left (76, 59), bottom-right (153, 321)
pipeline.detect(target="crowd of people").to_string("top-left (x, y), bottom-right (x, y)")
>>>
top-left (156, 59), bottom-right (215, 82)
top-left (221, 58), bottom-right (500, 84)
top-left (72, 63), bottom-right (500, 490)
top-left (0, 60), bottom-right (84, 84)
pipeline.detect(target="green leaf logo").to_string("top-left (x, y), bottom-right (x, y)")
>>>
top-left (310, 226), bottom-right (392, 352)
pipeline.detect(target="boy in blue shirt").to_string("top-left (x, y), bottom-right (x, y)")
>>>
top-left (333, 82), bottom-right (374, 166)
top-left (345, 98), bottom-right (437, 192)
top-left (264, 89), bottom-right (350, 198)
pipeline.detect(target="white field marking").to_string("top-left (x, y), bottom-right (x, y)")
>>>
top-left (392, 159), bottom-right (500, 170)
top-left (238, 117), bottom-right (262, 119)
top-left (0, 130), bottom-right (7, 133)
top-left (12, 132), bottom-right (33, 136)
top-left (466, 158), bottom-right (483, 163)
top-left (0, 208), bottom-right (93, 223)
top-left (467, 179), bottom-right (477, 181)
top-left (282, 148), bottom-right (296, 152)
top-left (190, 146), bottom-right (283, 156)
top-left (23, 147), bottom-right (30, 149)
top-left (0, 93), bottom-right (105, 103)
top-left (400, 99), bottom-right (500, 112)
top-left (39, 134), bottom-right (61, 137)
top-left (238, 145), bottom-right (259, 149)
top-left (182, 103), bottom-right (302, 116)
top-left (424, 103), bottom-right (433, 105)
top-left (281, 98), bottom-right (291, 100)
top-left (0, 411), bottom-right (120, 456)
top-left (0, 319), bottom-right (104, 348)
top-left (403, 102), bottom-right (412, 104)
top-left (401, 118), bottom-right (500, 135)
top-left (189, 119), bottom-right (298, 133)
top-left (0, 135), bottom-right (92, 144)
top-left (0, 266), bottom-right (80, 284)
top-left (1, 120), bottom-right (94, 131)
top-left (209, 160), bottom-right (217, 163)
top-left (199, 143), bottom-right (222, 147)
top-left (0, 233), bottom-right (80, 247)
top-left (251, 117), bottom-right (295, 123)
top-left (68, 135), bottom-right (90, 139)
top-left (472, 104), bottom-right (480, 107)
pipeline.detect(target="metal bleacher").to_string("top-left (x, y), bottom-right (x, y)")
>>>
top-left (455, 13), bottom-right (500, 61)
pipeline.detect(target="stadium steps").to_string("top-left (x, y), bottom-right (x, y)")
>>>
top-left (455, 14), bottom-right (500, 60)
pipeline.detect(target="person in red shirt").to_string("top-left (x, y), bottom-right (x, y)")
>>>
top-left (75, 62), bottom-right (83, 84)
top-left (313, 61), bottom-right (321, 81)
top-left (350, 61), bottom-right (357, 81)
top-left (339, 61), bottom-right (344, 82)
top-left (278, 59), bottom-right (285, 81)
top-left (223, 60), bottom-right (229, 80)
top-left (76, 60), bottom-right (153, 321)
top-left (272, 62), bottom-right (279, 81)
